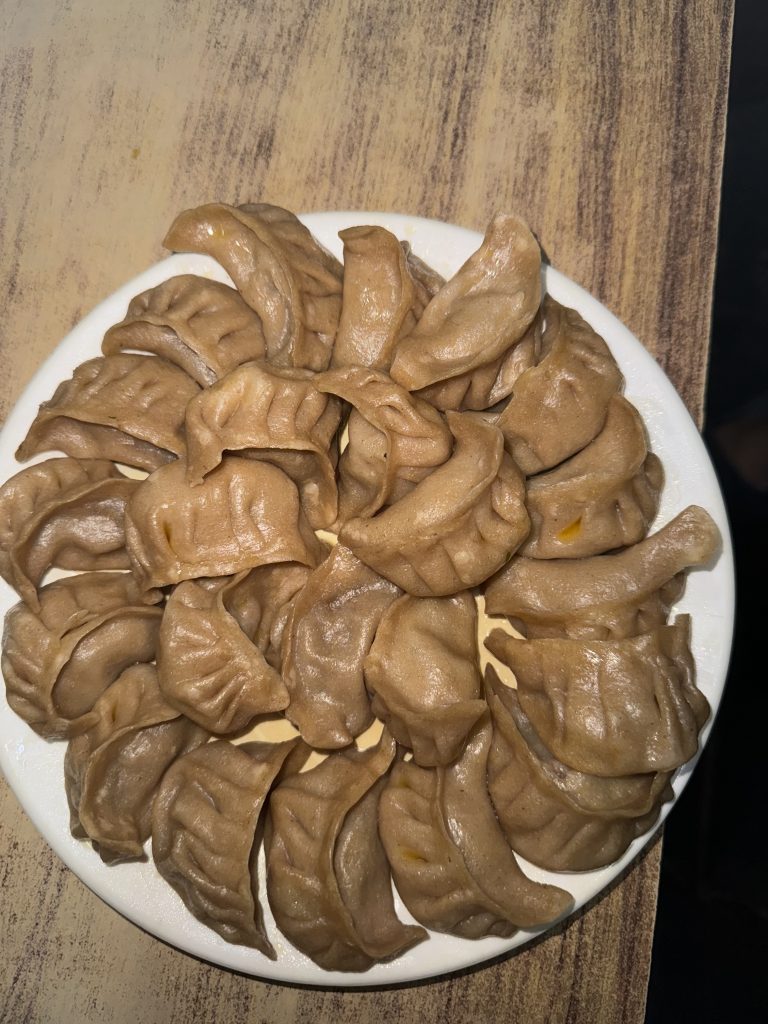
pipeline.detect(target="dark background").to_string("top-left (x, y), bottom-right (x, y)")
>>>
top-left (647, 1), bottom-right (768, 1020)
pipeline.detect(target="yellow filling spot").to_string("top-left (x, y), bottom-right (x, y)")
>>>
top-left (557, 517), bottom-right (582, 543)
top-left (130, 147), bottom-right (141, 160)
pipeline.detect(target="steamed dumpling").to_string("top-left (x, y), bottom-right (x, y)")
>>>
top-left (330, 225), bottom-right (432, 370)
top-left (163, 202), bottom-right (343, 371)
top-left (378, 715), bottom-right (573, 937)
top-left (364, 592), bottom-right (486, 766)
top-left (314, 365), bottom-right (452, 523)
top-left (389, 213), bottom-right (541, 392)
top-left (152, 738), bottom-right (304, 956)
top-left (339, 412), bottom-right (529, 596)
top-left (485, 666), bottom-right (673, 871)
top-left (484, 505), bottom-right (721, 638)
top-left (521, 396), bottom-right (663, 559)
top-left (484, 616), bottom-right (710, 776)
top-left (16, 354), bottom-right (201, 471)
top-left (281, 544), bottom-right (401, 748)
top-left (265, 729), bottom-right (426, 971)
top-left (157, 573), bottom-right (290, 734)
top-left (495, 296), bottom-right (623, 474)
top-left (124, 457), bottom-right (324, 593)
top-left (64, 663), bottom-right (208, 862)
top-left (3, 572), bottom-right (161, 738)
top-left (184, 361), bottom-right (342, 529)
top-left (102, 275), bottom-right (267, 385)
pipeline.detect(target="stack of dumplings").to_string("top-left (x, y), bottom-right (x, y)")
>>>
top-left (0, 202), bottom-right (721, 972)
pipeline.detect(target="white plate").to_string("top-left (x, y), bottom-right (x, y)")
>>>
top-left (0, 212), bottom-right (734, 986)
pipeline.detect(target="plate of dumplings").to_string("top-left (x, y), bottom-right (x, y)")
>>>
top-left (0, 205), bottom-right (734, 985)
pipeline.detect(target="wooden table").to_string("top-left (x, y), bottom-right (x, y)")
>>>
top-left (0, 2), bottom-right (732, 1021)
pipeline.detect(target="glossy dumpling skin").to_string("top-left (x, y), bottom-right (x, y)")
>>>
top-left (495, 296), bottom-right (623, 475)
top-left (281, 544), bottom-right (400, 749)
top-left (485, 616), bottom-right (710, 776)
top-left (16, 354), bottom-right (201, 471)
top-left (124, 457), bottom-right (324, 593)
top-left (330, 226), bottom-right (432, 370)
top-left (102, 275), bottom-right (267, 385)
top-left (163, 202), bottom-right (343, 371)
top-left (157, 573), bottom-right (291, 734)
top-left (0, 458), bottom-right (137, 610)
top-left (152, 738), bottom-right (304, 956)
top-left (364, 593), bottom-right (486, 766)
top-left (314, 366), bottom-right (453, 523)
top-left (339, 412), bottom-right (529, 596)
top-left (521, 396), bottom-right (663, 559)
top-left (485, 505), bottom-right (721, 639)
top-left (389, 213), bottom-right (541, 392)
top-left (184, 361), bottom-right (342, 529)
top-left (378, 715), bottom-right (572, 937)
top-left (484, 667), bottom-right (673, 871)
top-left (3, 572), bottom-right (161, 738)
top-left (64, 664), bottom-right (208, 863)
top-left (265, 729), bottom-right (426, 971)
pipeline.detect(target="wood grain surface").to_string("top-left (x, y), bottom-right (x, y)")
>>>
top-left (0, 1), bottom-right (732, 1022)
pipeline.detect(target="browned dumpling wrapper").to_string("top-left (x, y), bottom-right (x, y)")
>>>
top-left (152, 738), bottom-right (304, 957)
top-left (102, 275), bottom-right (267, 385)
top-left (184, 361), bottom-right (342, 530)
top-left (389, 213), bottom-right (541, 392)
top-left (522, 395), bottom-right (663, 560)
top-left (364, 593), bottom-right (486, 766)
top-left (65, 663), bottom-right (208, 863)
top-left (163, 203), bottom-right (342, 371)
top-left (124, 456), bottom-right (324, 594)
top-left (495, 296), bottom-right (623, 475)
top-left (485, 616), bottom-right (710, 776)
top-left (0, 459), bottom-right (138, 611)
top-left (485, 666), bottom-right (673, 871)
top-left (485, 505), bottom-right (721, 639)
top-left (339, 412), bottom-right (529, 596)
top-left (330, 226), bottom-right (433, 370)
top-left (225, 561), bottom-right (313, 669)
top-left (266, 729), bottom-right (427, 971)
top-left (157, 573), bottom-right (291, 734)
top-left (3, 572), bottom-right (161, 738)
top-left (16, 354), bottom-right (200, 472)
top-left (314, 365), bottom-right (452, 524)
top-left (378, 715), bottom-right (573, 938)
top-left (281, 544), bottom-right (400, 749)
top-left (415, 302), bottom-right (543, 412)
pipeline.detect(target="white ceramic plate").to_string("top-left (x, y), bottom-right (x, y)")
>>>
top-left (0, 212), bottom-right (734, 987)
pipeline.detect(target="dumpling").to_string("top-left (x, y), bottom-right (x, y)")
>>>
top-left (378, 715), bottom-right (572, 937)
top-left (401, 242), bottom-right (445, 301)
top-left (102, 275), bottom-right (267, 385)
top-left (224, 561), bottom-right (312, 669)
top-left (364, 592), bottom-right (486, 766)
top-left (157, 574), bottom-right (290, 734)
top-left (265, 729), bottom-right (426, 971)
top-left (124, 456), bottom-right (324, 594)
top-left (521, 396), bottom-right (663, 559)
top-left (484, 616), bottom-right (710, 776)
top-left (163, 202), bottom-right (343, 371)
top-left (415, 304), bottom-right (543, 412)
top-left (184, 361), bottom-right (342, 530)
top-left (484, 666), bottom-right (673, 871)
top-left (16, 354), bottom-right (201, 471)
top-left (330, 225), bottom-right (431, 370)
top-left (484, 505), bottom-right (721, 638)
top-left (314, 366), bottom-right (453, 523)
top-left (389, 213), bottom-right (541, 393)
top-left (3, 572), bottom-right (162, 738)
top-left (494, 296), bottom-right (623, 474)
top-left (64, 663), bottom-right (208, 862)
top-left (280, 544), bottom-right (400, 749)
top-left (338, 412), bottom-right (529, 596)
top-left (152, 738), bottom-right (304, 956)
top-left (0, 459), bottom-right (137, 610)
